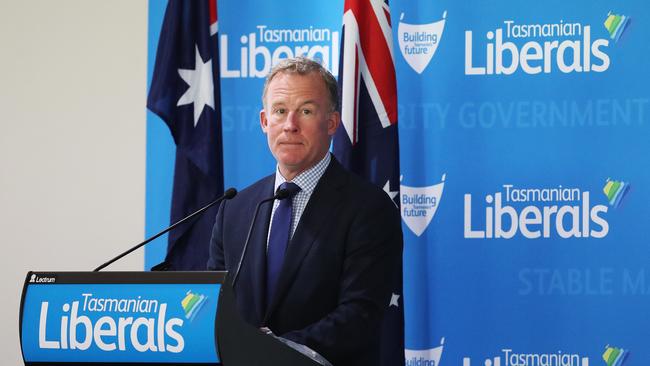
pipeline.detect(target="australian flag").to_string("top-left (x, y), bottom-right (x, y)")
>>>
top-left (333, 0), bottom-right (404, 365)
top-left (147, 0), bottom-right (223, 270)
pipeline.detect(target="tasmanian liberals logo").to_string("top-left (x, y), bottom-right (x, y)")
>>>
top-left (463, 349), bottom-right (589, 366)
top-left (464, 182), bottom-right (611, 239)
top-left (465, 18), bottom-right (612, 76)
top-left (38, 293), bottom-right (185, 353)
top-left (401, 174), bottom-right (446, 236)
top-left (220, 25), bottom-right (339, 78)
top-left (398, 11), bottom-right (447, 74)
top-left (405, 337), bottom-right (445, 366)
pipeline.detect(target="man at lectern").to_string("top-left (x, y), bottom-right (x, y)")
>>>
top-left (207, 57), bottom-right (403, 366)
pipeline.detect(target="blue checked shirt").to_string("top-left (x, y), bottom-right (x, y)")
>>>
top-left (268, 153), bottom-right (331, 245)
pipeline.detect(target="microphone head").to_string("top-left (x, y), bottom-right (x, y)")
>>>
top-left (275, 188), bottom-right (291, 200)
top-left (224, 187), bottom-right (237, 199)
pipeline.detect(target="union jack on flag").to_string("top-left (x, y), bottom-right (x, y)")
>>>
top-left (339, 0), bottom-right (398, 142)
top-left (333, 0), bottom-right (404, 365)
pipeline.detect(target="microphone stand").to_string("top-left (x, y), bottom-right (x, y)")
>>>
top-left (93, 188), bottom-right (237, 272)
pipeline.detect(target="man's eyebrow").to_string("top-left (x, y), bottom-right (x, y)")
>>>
top-left (298, 100), bottom-right (318, 107)
top-left (269, 100), bottom-right (319, 109)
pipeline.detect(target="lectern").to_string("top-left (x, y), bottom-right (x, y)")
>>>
top-left (19, 271), bottom-right (326, 365)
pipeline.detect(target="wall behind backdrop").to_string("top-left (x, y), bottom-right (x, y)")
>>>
top-left (0, 1), bottom-right (147, 365)
top-left (147, 1), bottom-right (649, 365)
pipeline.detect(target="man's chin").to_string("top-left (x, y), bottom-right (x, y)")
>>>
top-left (277, 158), bottom-right (310, 176)
top-left (276, 151), bottom-right (306, 164)
top-left (278, 159), bottom-right (306, 170)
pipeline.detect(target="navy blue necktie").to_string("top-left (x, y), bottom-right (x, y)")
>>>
top-left (266, 182), bottom-right (301, 306)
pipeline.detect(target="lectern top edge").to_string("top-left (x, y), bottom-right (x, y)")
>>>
top-left (24, 271), bottom-right (227, 284)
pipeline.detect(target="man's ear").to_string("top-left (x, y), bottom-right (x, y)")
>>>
top-left (327, 111), bottom-right (341, 136)
top-left (260, 109), bottom-right (268, 133)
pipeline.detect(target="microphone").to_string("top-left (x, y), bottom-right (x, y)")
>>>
top-left (230, 188), bottom-right (290, 286)
top-left (93, 188), bottom-right (238, 272)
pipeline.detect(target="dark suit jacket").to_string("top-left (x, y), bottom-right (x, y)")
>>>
top-left (207, 157), bottom-right (403, 366)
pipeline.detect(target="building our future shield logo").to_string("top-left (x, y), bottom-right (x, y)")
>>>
top-left (398, 11), bottom-right (447, 74)
top-left (405, 337), bottom-right (445, 366)
top-left (401, 174), bottom-right (446, 236)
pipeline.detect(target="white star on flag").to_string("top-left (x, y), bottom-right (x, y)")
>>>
top-left (177, 45), bottom-right (214, 126)
top-left (383, 180), bottom-right (398, 205)
top-left (389, 293), bottom-right (400, 307)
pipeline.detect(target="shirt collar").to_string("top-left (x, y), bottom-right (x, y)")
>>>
top-left (274, 153), bottom-right (331, 194)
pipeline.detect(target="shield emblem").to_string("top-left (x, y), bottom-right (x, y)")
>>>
top-left (400, 174), bottom-right (446, 236)
top-left (405, 337), bottom-right (446, 365)
top-left (398, 11), bottom-right (447, 74)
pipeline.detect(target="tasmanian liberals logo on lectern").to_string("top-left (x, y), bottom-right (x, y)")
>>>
top-left (21, 283), bottom-right (220, 363)
top-left (38, 292), bottom-right (186, 353)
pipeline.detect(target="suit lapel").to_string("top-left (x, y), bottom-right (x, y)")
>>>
top-left (264, 159), bottom-right (348, 321)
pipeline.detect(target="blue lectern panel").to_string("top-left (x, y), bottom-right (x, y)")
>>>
top-left (20, 272), bottom-right (223, 365)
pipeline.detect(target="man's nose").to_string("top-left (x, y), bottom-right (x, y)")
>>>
top-left (283, 111), bottom-right (299, 132)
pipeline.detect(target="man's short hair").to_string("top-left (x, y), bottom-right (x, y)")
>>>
top-left (262, 57), bottom-right (339, 112)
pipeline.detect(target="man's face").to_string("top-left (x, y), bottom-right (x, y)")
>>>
top-left (260, 72), bottom-right (340, 180)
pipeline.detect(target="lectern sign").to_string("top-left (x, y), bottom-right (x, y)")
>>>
top-left (20, 272), bottom-right (223, 365)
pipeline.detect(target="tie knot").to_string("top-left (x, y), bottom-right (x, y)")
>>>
top-left (278, 182), bottom-right (301, 198)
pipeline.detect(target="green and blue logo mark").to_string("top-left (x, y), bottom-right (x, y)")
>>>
top-left (603, 178), bottom-right (629, 208)
top-left (604, 12), bottom-right (630, 42)
top-left (602, 345), bottom-right (628, 366)
top-left (181, 290), bottom-right (207, 321)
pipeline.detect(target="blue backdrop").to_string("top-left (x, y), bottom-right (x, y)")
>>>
top-left (147, 1), bottom-right (649, 365)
